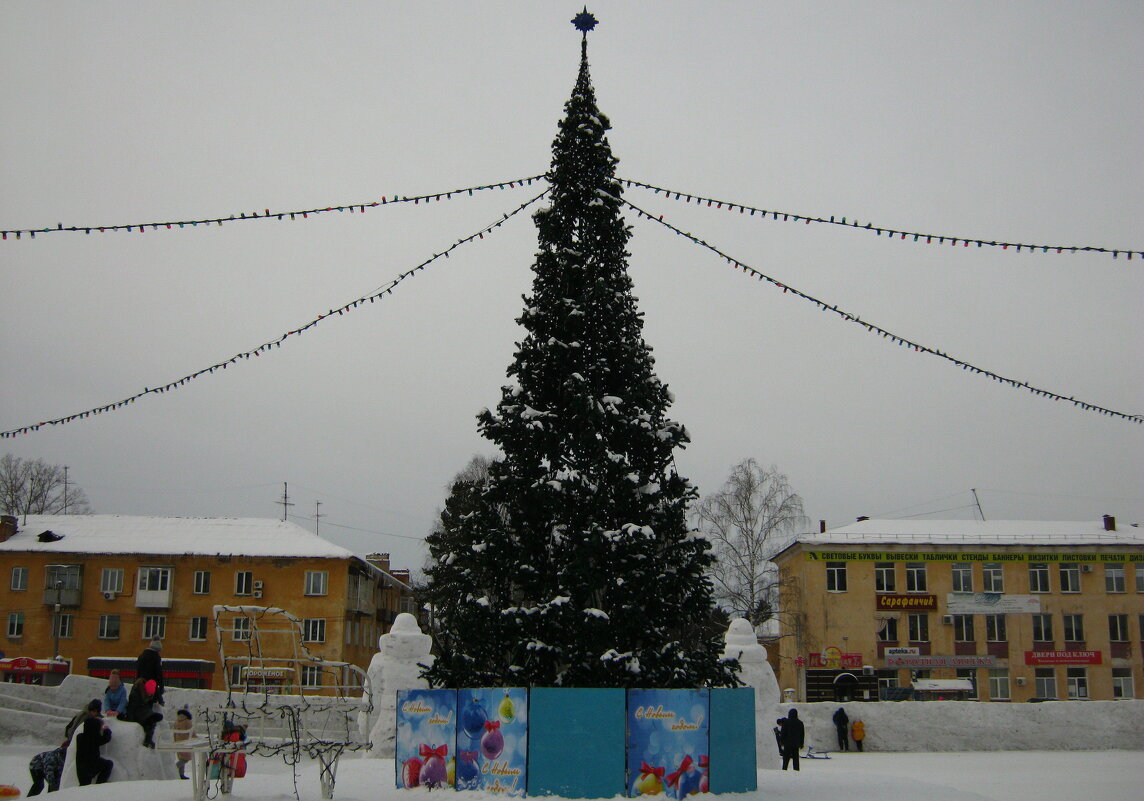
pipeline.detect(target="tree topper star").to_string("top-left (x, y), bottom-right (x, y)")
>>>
top-left (572, 8), bottom-right (598, 33)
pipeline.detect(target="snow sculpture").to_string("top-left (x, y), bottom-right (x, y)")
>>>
top-left (362, 612), bottom-right (435, 757)
top-left (58, 716), bottom-right (176, 788)
top-left (722, 617), bottom-right (781, 770)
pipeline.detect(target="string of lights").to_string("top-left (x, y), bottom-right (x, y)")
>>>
top-left (622, 198), bottom-right (1142, 425)
top-left (0, 189), bottom-right (549, 439)
top-left (0, 175), bottom-right (545, 240)
top-left (620, 178), bottom-right (1142, 261)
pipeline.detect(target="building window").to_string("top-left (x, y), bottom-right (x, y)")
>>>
top-left (230, 664), bottom-right (243, 687)
top-left (1062, 614), bottom-right (1084, 643)
top-left (1136, 565), bottom-right (1144, 593)
top-left (301, 665), bottom-right (322, 688)
top-left (988, 669), bottom-right (1010, 701)
top-left (875, 562), bottom-right (896, 593)
top-left (908, 613), bottom-right (929, 642)
top-left (955, 668), bottom-right (978, 699)
top-left (143, 615), bottom-right (166, 640)
top-left (193, 571), bottom-right (211, 594)
top-left (877, 617), bottom-right (899, 642)
top-left (985, 614), bottom-right (1007, 642)
top-left (1028, 562), bottom-right (1050, 593)
top-left (235, 571), bottom-right (253, 596)
top-left (305, 571), bottom-right (329, 596)
top-left (10, 566), bottom-right (28, 591)
top-left (54, 613), bottom-right (74, 639)
top-left (1105, 564), bottom-right (1125, 593)
top-left (953, 615), bottom-right (975, 642)
top-left (98, 614), bottom-right (120, 639)
top-left (1034, 667), bottom-right (1057, 699)
top-left (233, 616), bottom-right (252, 641)
top-left (303, 618), bottom-right (326, 643)
top-left (1108, 614), bottom-right (1129, 642)
top-left (1112, 668), bottom-right (1134, 699)
top-left (190, 617), bottom-right (209, 641)
top-left (982, 562), bottom-right (1004, 593)
top-left (1031, 613), bottom-right (1053, 643)
top-left (1058, 562), bottom-right (1080, 593)
top-left (905, 562), bottom-right (927, 592)
top-left (100, 568), bottom-right (124, 594)
top-left (952, 563), bottom-right (973, 593)
top-left (1066, 667), bottom-right (1088, 699)
top-left (138, 566), bottom-right (170, 592)
top-left (6, 612), bottom-right (24, 638)
top-left (825, 562), bottom-right (847, 592)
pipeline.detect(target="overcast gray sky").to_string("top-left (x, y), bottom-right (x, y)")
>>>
top-left (3, 2), bottom-right (1141, 573)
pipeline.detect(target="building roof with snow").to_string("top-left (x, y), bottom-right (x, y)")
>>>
top-left (0, 514), bottom-right (356, 559)
top-left (777, 516), bottom-right (1144, 556)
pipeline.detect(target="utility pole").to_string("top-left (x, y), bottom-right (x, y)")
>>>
top-left (63, 466), bottom-right (69, 514)
top-left (277, 482), bottom-right (294, 522)
top-left (971, 488), bottom-right (986, 521)
top-left (314, 501), bottom-right (324, 537)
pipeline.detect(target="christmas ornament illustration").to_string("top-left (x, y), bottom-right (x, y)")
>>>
top-left (480, 719), bottom-right (505, 760)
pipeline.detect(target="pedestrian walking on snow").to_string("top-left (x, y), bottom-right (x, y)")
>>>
top-left (778, 709), bottom-right (804, 771)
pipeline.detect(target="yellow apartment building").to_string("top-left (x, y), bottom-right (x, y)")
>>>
top-left (772, 515), bottom-right (1143, 702)
top-left (0, 514), bottom-right (415, 692)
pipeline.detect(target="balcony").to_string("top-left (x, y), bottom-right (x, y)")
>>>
top-left (135, 588), bottom-right (172, 608)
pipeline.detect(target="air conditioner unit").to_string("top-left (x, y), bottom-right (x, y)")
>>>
top-left (1015, 677), bottom-right (1027, 686)
top-left (253, 589), bottom-right (263, 599)
top-left (942, 615), bottom-right (954, 625)
top-left (1081, 564), bottom-right (1093, 573)
top-left (253, 580), bottom-right (264, 591)
top-left (103, 591), bottom-right (116, 601)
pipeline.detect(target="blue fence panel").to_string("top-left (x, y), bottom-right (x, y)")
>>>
top-left (526, 687), bottom-right (626, 798)
top-left (708, 687), bottom-right (756, 793)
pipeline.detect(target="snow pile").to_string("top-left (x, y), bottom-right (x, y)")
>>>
top-left (781, 698), bottom-right (1144, 752)
top-left (57, 716), bottom-right (176, 788)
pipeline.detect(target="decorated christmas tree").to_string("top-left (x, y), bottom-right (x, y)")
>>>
top-left (422, 11), bottom-right (736, 689)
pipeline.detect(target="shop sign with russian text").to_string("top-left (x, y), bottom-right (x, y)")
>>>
top-left (946, 593), bottom-right (1041, 614)
top-left (876, 594), bottom-right (937, 610)
top-left (1024, 651), bottom-right (1102, 665)
top-left (884, 654), bottom-right (997, 668)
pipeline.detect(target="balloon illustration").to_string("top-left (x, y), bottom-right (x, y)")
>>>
top-left (498, 691), bottom-right (516, 724)
top-left (461, 697), bottom-right (487, 739)
top-left (419, 744), bottom-right (449, 788)
top-left (400, 757), bottom-right (421, 787)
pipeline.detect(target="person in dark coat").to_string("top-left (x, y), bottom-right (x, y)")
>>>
top-left (122, 678), bottom-right (164, 748)
top-left (778, 708), bottom-right (804, 771)
top-left (27, 743), bottom-right (67, 795)
top-left (74, 701), bottom-right (113, 786)
top-left (833, 706), bottom-right (850, 751)
top-left (136, 638), bottom-right (165, 704)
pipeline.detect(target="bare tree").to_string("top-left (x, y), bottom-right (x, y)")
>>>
top-left (0, 454), bottom-right (92, 517)
top-left (694, 459), bottom-right (807, 626)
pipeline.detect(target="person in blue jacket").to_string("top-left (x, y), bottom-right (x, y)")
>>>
top-left (102, 669), bottom-right (127, 718)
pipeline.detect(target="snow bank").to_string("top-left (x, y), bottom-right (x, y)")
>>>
top-left (779, 699), bottom-right (1144, 753)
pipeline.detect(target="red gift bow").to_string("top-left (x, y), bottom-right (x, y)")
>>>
top-left (484, 720), bottom-right (501, 733)
top-left (639, 762), bottom-right (665, 779)
top-left (419, 744), bottom-right (448, 759)
top-left (665, 755), bottom-right (693, 787)
top-left (698, 755), bottom-right (709, 769)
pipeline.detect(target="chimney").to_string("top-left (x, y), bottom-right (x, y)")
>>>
top-left (819, 520), bottom-right (826, 534)
top-left (0, 515), bottom-right (16, 543)
top-left (365, 552), bottom-right (392, 572)
top-left (1103, 514), bottom-right (1116, 532)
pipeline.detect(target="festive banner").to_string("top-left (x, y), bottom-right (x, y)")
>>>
top-left (395, 688), bottom-right (457, 789)
top-left (458, 688), bottom-right (528, 795)
top-left (627, 688), bottom-right (709, 798)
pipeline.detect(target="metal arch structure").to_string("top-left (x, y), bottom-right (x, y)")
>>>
top-left (193, 604), bottom-right (373, 799)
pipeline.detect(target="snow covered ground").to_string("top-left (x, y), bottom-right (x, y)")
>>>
top-left (1, 743), bottom-right (1140, 801)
